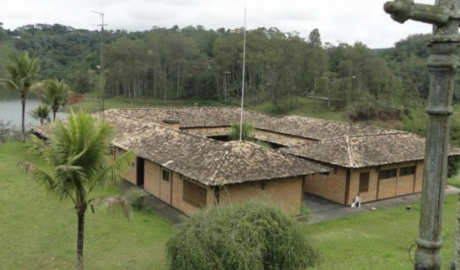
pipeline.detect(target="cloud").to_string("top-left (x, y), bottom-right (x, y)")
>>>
top-left (0, 0), bottom-right (437, 48)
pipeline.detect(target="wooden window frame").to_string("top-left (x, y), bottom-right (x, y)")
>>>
top-left (400, 166), bottom-right (415, 177)
top-left (359, 172), bottom-right (370, 193)
top-left (183, 179), bottom-right (207, 208)
top-left (162, 169), bottom-right (171, 182)
top-left (378, 168), bottom-right (397, 179)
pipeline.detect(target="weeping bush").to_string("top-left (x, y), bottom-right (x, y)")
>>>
top-left (166, 201), bottom-right (320, 270)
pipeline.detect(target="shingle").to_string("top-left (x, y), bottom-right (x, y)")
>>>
top-left (282, 133), bottom-right (460, 168)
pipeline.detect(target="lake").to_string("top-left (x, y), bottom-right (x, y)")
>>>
top-left (0, 89), bottom-right (67, 127)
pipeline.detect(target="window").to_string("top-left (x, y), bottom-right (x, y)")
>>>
top-left (162, 169), bottom-right (171, 182)
top-left (378, 168), bottom-right (397, 179)
top-left (110, 146), bottom-right (114, 156)
top-left (183, 180), bottom-right (207, 208)
top-left (359, 172), bottom-right (370, 193)
top-left (400, 166), bottom-right (415, 176)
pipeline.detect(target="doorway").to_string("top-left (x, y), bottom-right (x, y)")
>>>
top-left (136, 157), bottom-right (145, 187)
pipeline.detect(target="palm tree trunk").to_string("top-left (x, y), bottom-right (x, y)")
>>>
top-left (53, 110), bottom-right (57, 122)
top-left (21, 94), bottom-right (26, 142)
top-left (76, 205), bottom-right (87, 270)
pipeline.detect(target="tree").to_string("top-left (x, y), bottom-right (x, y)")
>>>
top-left (229, 121), bottom-right (254, 141)
top-left (29, 103), bottom-right (50, 124)
top-left (166, 201), bottom-right (320, 270)
top-left (24, 111), bottom-right (135, 270)
top-left (2, 52), bottom-right (39, 141)
top-left (308, 28), bottom-right (322, 47)
top-left (43, 78), bottom-right (70, 121)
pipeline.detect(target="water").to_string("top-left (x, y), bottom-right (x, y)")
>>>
top-left (0, 89), bottom-right (67, 127)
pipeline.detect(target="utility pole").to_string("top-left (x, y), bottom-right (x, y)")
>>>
top-left (92, 11), bottom-right (107, 117)
top-left (223, 71), bottom-right (231, 103)
top-left (384, 1), bottom-right (459, 269)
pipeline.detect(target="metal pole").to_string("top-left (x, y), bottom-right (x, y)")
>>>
top-left (383, 1), bottom-right (460, 269)
top-left (239, 7), bottom-right (247, 141)
top-left (92, 11), bottom-right (107, 117)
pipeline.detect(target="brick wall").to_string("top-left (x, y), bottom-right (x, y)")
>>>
top-left (346, 161), bottom-right (424, 205)
top-left (116, 148), bottom-right (137, 185)
top-left (170, 173), bottom-right (215, 215)
top-left (305, 168), bottom-right (347, 204)
top-left (144, 160), bottom-right (161, 198)
top-left (254, 129), bottom-right (316, 147)
top-left (218, 177), bottom-right (303, 216)
top-left (348, 168), bottom-right (378, 204)
top-left (414, 160), bottom-right (424, 192)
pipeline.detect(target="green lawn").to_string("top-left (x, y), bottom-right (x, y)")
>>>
top-left (0, 142), bottom-right (173, 270)
top-left (1, 141), bottom-right (459, 270)
top-left (248, 97), bottom-right (349, 122)
top-left (306, 197), bottom-right (458, 270)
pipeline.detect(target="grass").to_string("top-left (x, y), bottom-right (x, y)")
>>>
top-left (2, 141), bottom-right (460, 270)
top-left (305, 196), bottom-right (458, 270)
top-left (0, 142), bottom-right (173, 270)
top-left (448, 177), bottom-right (460, 188)
top-left (248, 97), bottom-right (349, 122)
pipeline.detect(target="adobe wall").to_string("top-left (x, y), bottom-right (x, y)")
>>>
top-left (304, 168), bottom-right (347, 204)
top-left (218, 177), bottom-right (303, 216)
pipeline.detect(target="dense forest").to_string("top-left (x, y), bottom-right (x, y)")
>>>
top-left (0, 23), bottom-right (445, 114)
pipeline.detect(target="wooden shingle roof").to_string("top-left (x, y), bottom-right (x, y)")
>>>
top-left (282, 133), bottom-right (460, 168)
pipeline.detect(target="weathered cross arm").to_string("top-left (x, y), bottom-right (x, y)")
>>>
top-left (384, 0), bottom-right (459, 25)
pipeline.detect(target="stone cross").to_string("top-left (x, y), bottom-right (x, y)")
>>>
top-left (384, 0), bottom-right (460, 269)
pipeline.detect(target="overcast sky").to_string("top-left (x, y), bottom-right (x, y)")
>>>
top-left (0, 0), bottom-right (434, 48)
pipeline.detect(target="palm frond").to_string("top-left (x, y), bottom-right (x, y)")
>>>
top-left (16, 161), bottom-right (35, 174)
top-left (92, 196), bottom-right (133, 221)
top-left (91, 150), bottom-right (135, 190)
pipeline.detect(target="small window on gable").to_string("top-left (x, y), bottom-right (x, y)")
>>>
top-left (359, 172), bottom-right (370, 193)
top-left (378, 168), bottom-right (397, 179)
top-left (162, 169), bottom-right (171, 182)
top-left (183, 179), bottom-right (207, 208)
top-left (400, 166), bottom-right (415, 176)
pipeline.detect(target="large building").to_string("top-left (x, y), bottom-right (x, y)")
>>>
top-left (32, 107), bottom-right (460, 215)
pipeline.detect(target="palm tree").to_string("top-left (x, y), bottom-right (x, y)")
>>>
top-left (25, 110), bottom-right (135, 270)
top-left (43, 78), bottom-right (70, 121)
top-left (2, 52), bottom-right (40, 141)
top-left (29, 103), bottom-right (50, 124)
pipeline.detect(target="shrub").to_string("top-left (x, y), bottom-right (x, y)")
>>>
top-left (229, 121), bottom-right (254, 141)
top-left (166, 201), bottom-right (320, 270)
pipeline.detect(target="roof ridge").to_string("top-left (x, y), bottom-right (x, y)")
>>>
top-left (208, 142), bottom-right (233, 185)
top-left (345, 136), bottom-right (354, 167)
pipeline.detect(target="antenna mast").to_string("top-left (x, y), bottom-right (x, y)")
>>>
top-left (92, 11), bottom-right (107, 118)
top-left (239, 7), bottom-right (247, 141)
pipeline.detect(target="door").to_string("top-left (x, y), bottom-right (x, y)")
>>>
top-left (136, 157), bottom-right (145, 187)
